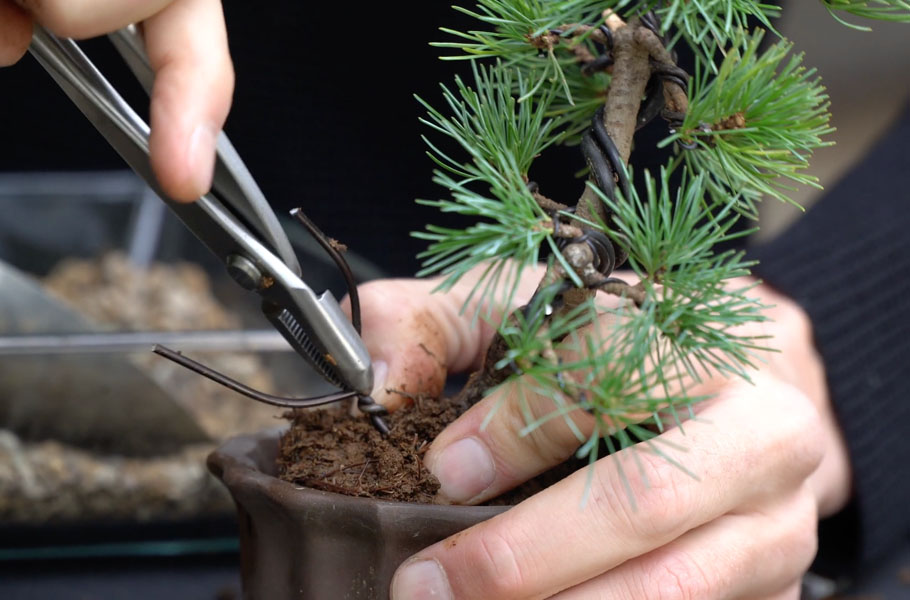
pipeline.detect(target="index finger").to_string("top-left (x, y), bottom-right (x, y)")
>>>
top-left (13, 0), bottom-right (234, 201)
top-left (144, 0), bottom-right (234, 201)
top-left (391, 378), bottom-right (824, 599)
top-left (13, 0), bottom-right (174, 38)
top-left (0, 0), bottom-right (32, 66)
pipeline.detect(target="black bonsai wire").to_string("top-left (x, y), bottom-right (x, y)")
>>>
top-left (152, 345), bottom-right (390, 434)
top-left (540, 10), bottom-right (691, 289)
top-left (290, 207), bottom-right (362, 335)
top-left (154, 206), bottom-right (390, 435)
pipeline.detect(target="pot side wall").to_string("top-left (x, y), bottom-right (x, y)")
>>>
top-left (209, 429), bottom-right (507, 600)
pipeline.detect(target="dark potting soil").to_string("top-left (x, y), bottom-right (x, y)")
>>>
top-left (277, 396), bottom-right (463, 503)
top-left (277, 396), bottom-right (583, 505)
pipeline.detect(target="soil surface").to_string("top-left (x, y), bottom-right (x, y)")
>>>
top-left (278, 396), bottom-right (467, 503)
top-left (278, 396), bottom-right (583, 505)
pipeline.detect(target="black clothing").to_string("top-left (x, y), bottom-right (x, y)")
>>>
top-left (751, 105), bottom-right (910, 573)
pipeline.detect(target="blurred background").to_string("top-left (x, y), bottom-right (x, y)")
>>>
top-left (0, 1), bottom-right (908, 598)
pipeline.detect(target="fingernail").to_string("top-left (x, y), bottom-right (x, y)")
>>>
top-left (391, 558), bottom-right (452, 600)
top-left (427, 436), bottom-right (495, 503)
top-left (187, 123), bottom-right (217, 197)
top-left (371, 360), bottom-right (389, 397)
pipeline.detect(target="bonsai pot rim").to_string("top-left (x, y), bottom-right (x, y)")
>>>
top-left (208, 427), bottom-right (508, 599)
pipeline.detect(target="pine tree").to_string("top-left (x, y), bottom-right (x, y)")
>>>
top-left (413, 1), bottom-right (909, 485)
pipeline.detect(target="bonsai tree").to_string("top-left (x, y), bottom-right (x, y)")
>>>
top-left (209, 3), bottom-right (908, 596)
top-left (400, 0), bottom-right (908, 492)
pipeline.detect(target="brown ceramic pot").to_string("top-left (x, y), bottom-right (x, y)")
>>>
top-left (208, 428), bottom-right (508, 599)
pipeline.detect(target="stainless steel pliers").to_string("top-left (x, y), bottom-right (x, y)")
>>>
top-left (28, 25), bottom-right (388, 431)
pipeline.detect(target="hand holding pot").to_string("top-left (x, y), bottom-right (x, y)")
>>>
top-left (354, 275), bottom-right (852, 599)
top-left (0, 0), bottom-right (233, 201)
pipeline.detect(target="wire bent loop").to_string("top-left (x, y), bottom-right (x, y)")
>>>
top-left (153, 345), bottom-right (391, 434)
top-left (151, 208), bottom-right (391, 433)
top-left (152, 345), bottom-right (357, 408)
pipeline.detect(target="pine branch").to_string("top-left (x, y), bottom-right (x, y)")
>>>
top-left (409, 0), bottom-right (900, 489)
top-left (481, 169), bottom-right (768, 469)
top-left (617, 0), bottom-right (782, 67)
top-left (821, 0), bottom-right (910, 29)
top-left (589, 169), bottom-right (767, 380)
top-left (661, 29), bottom-right (833, 214)
top-left (433, 1), bottom-right (623, 103)
top-left (414, 61), bottom-right (559, 316)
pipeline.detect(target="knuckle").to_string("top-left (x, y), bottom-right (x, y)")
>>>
top-left (788, 400), bottom-right (826, 479)
top-left (762, 489), bottom-right (819, 584)
top-left (755, 284), bottom-right (812, 339)
top-left (586, 465), bottom-right (639, 536)
top-left (650, 549), bottom-right (715, 600)
top-left (762, 383), bottom-right (826, 481)
top-left (794, 527), bottom-right (819, 575)
top-left (502, 386), bottom-right (581, 466)
top-left (776, 298), bottom-right (813, 341)
top-left (588, 451), bottom-right (689, 540)
top-left (206, 50), bottom-right (235, 101)
top-left (788, 489), bottom-right (820, 571)
top-left (480, 377), bottom-right (593, 473)
top-left (471, 529), bottom-right (528, 596)
top-left (221, 57), bottom-right (236, 94)
top-left (634, 461), bottom-right (689, 538)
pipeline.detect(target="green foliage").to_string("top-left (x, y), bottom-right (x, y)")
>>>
top-left (415, 0), bottom-right (903, 486)
top-left (545, 62), bottom-right (612, 145)
top-left (603, 170), bottom-right (763, 381)
top-left (591, 171), bottom-right (745, 277)
top-left (491, 289), bottom-right (722, 485)
top-left (642, 265), bottom-right (768, 381)
top-left (589, 169), bottom-right (766, 381)
top-left (618, 0), bottom-right (781, 64)
top-left (413, 61), bottom-right (558, 314)
top-left (821, 0), bottom-right (910, 29)
top-left (661, 29), bottom-right (833, 215)
top-left (485, 171), bottom-right (767, 472)
top-left (434, 1), bottom-right (622, 101)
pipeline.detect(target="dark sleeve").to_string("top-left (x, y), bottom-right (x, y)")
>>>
top-left (748, 105), bottom-right (910, 573)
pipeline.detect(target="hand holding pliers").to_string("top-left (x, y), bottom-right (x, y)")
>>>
top-left (29, 25), bottom-right (389, 432)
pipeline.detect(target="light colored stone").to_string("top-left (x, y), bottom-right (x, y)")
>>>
top-left (0, 252), bottom-right (286, 522)
top-left (0, 429), bottom-right (232, 522)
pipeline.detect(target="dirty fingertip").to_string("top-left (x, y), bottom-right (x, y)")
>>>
top-left (370, 360), bottom-right (390, 401)
top-left (370, 360), bottom-right (410, 412)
